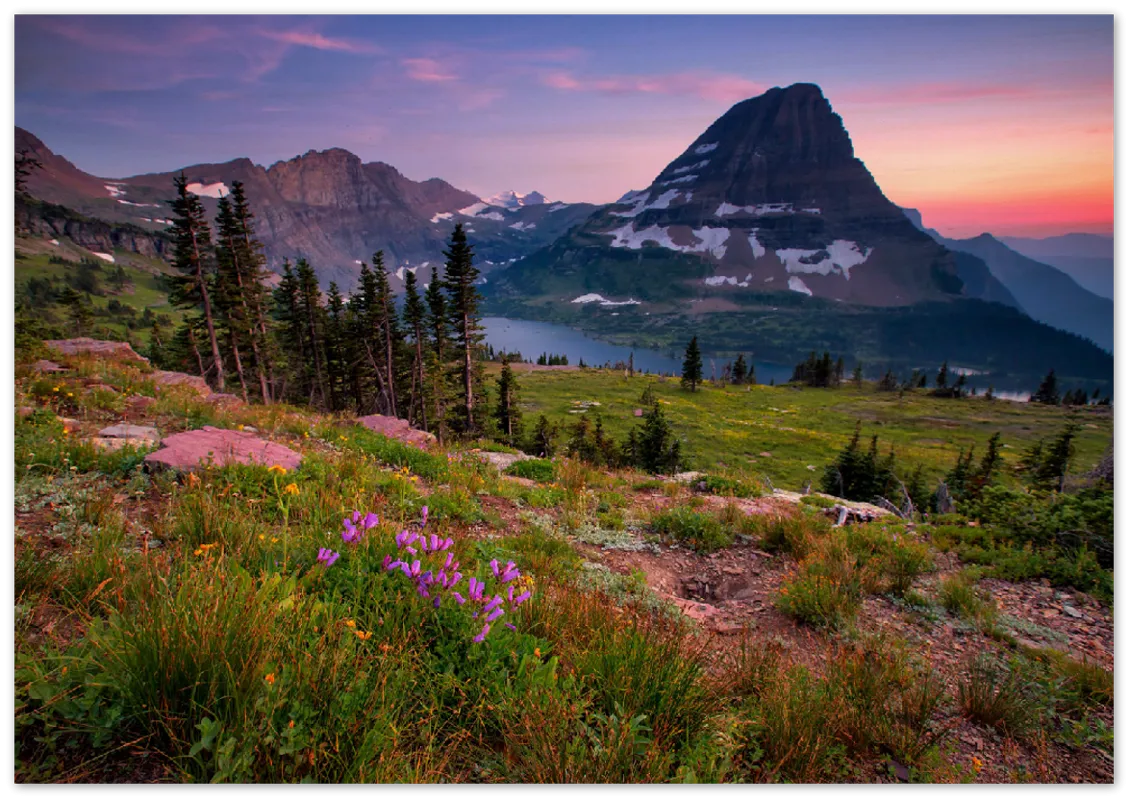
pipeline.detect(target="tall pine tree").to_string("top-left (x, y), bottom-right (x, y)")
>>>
top-left (681, 336), bottom-right (703, 391)
top-left (443, 224), bottom-right (485, 435)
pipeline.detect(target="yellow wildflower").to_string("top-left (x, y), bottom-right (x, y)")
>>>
top-left (258, 534), bottom-right (266, 541)
top-left (270, 537), bottom-right (279, 544)
top-left (345, 619), bottom-right (356, 628)
top-left (265, 673), bottom-right (276, 685)
top-left (410, 476), bottom-right (418, 483)
top-left (268, 464), bottom-right (287, 475)
top-left (237, 424), bottom-right (245, 431)
top-left (283, 482), bottom-right (299, 495)
top-left (971, 757), bottom-right (983, 773)
top-left (303, 431), bottom-right (310, 439)
top-left (66, 392), bottom-right (73, 398)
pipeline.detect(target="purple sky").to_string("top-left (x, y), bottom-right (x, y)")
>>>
top-left (14, 14), bottom-right (1113, 237)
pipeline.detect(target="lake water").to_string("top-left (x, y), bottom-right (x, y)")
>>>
top-left (481, 317), bottom-right (796, 384)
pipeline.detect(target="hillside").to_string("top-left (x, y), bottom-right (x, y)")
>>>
top-left (13, 343), bottom-right (1114, 783)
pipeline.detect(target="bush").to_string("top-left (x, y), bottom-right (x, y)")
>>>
top-left (651, 506), bottom-right (732, 552)
top-left (506, 458), bottom-right (555, 483)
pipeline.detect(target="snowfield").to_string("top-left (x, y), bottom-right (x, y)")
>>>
top-left (788, 276), bottom-right (813, 295)
top-left (430, 212), bottom-right (453, 223)
top-left (704, 272), bottom-right (753, 288)
top-left (570, 293), bottom-right (641, 307)
top-left (606, 224), bottom-right (732, 259)
top-left (186, 182), bottom-right (229, 198)
top-left (693, 142), bottom-right (719, 154)
top-left (775, 240), bottom-right (872, 279)
top-left (715, 202), bottom-right (820, 217)
top-left (611, 188), bottom-right (686, 218)
top-left (91, 252), bottom-right (115, 263)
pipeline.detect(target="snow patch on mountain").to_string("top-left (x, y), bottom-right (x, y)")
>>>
top-left (547, 203), bottom-right (569, 213)
top-left (694, 142), bottom-right (719, 154)
top-left (186, 181), bottom-right (229, 198)
top-left (788, 276), bottom-right (813, 295)
top-left (776, 240), bottom-right (872, 279)
top-left (611, 189), bottom-right (686, 218)
top-left (660, 175), bottom-right (697, 186)
top-left (395, 265), bottom-right (421, 283)
top-left (716, 202), bottom-right (820, 217)
top-left (509, 221), bottom-right (536, 231)
top-left (91, 251), bottom-right (115, 263)
top-left (672, 160), bottom-right (710, 176)
top-left (457, 202), bottom-right (505, 221)
top-left (484, 190), bottom-right (546, 209)
top-left (606, 224), bottom-right (731, 259)
top-left (705, 273), bottom-right (752, 288)
top-left (571, 293), bottom-right (641, 307)
top-left (431, 212), bottom-right (453, 223)
top-left (748, 230), bottom-right (766, 258)
top-left (104, 183), bottom-right (125, 198)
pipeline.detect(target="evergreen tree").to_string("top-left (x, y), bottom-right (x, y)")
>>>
top-left (851, 362), bottom-right (863, 387)
top-left (443, 224), bottom-right (485, 435)
top-left (1021, 420), bottom-right (1078, 491)
top-left (57, 286), bottom-right (92, 335)
top-left (935, 360), bottom-right (949, 390)
top-left (323, 282), bottom-right (349, 411)
top-left (424, 266), bottom-right (452, 441)
top-left (969, 432), bottom-right (1003, 498)
top-left (167, 173), bottom-right (225, 390)
top-left (493, 357), bottom-right (523, 446)
top-left (402, 269), bottom-right (429, 431)
top-left (681, 336), bottom-right (703, 391)
top-left (732, 354), bottom-right (747, 385)
top-left (532, 414), bottom-right (558, 458)
top-left (631, 402), bottom-right (682, 474)
top-left (1031, 369), bottom-right (1059, 405)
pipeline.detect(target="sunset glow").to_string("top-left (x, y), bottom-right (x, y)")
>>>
top-left (14, 14), bottom-right (1113, 238)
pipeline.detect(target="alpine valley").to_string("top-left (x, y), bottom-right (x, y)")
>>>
top-left (13, 82), bottom-right (1112, 388)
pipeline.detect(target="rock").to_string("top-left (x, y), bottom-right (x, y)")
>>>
top-left (711, 622), bottom-right (747, 636)
top-left (92, 437), bottom-right (139, 452)
top-left (759, 451), bottom-right (772, 458)
top-left (57, 417), bottom-right (79, 433)
top-left (1063, 605), bottom-right (1083, 619)
top-left (471, 449), bottom-right (532, 471)
top-left (86, 383), bottom-right (118, 394)
top-left (205, 392), bottom-right (244, 406)
top-left (45, 338), bottom-right (148, 364)
top-left (671, 470), bottom-right (706, 483)
top-left (33, 359), bottom-right (67, 373)
top-left (17, 406), bottom-right (36, 418)
top-left (355, 414), bottom-right (437, 449)
top-left (144, 426), bottom-right (302, 473)
top-left (127, 395), bottom-right (157, 412)
top-left (98, 424), bottom-right (160, 443)
top-left (152, 370), bottom-right (212, 397)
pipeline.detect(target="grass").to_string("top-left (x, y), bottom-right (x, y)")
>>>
top-left (12, 341), bottom-right (1115, 784)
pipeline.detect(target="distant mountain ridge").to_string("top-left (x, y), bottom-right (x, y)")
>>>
top-left (15, 127), bottom-right (596, 292)
top-left (902, 209), bottom-right (1113, 352)
top-left (997, 233), bottom-right (1114, 300)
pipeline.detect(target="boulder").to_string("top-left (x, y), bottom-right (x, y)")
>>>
top-left (152, 370), bottom-right (212, 397)
top-left (471, 449), bottom-right (532, 471)
top-left (33, 359), bottom-right (67, 373)
top-left (98, 424), bottom-right (160, 444)
top-left (144, 426), bottom-right (302, 472)
top-left (45, 338), bottom-right (148, 364)
top-left (127, 395), bottom-right (157, 412)
top-left (355, 414), bottom-right (437, 449)
top-left (205, 392), bottom-right (244, 406)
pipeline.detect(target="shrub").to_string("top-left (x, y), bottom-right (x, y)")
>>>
top-left (506, 458), bottom-right (555, 483)
top-left (937, 570), bottom-right (998, 628)
top-left (651, 506), bottom-right (732, 552)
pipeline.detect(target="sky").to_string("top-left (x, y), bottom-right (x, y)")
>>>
top-left (14, 14), bottom-right (1114, 238)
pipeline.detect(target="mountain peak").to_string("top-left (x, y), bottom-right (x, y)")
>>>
top-left (484, 190), bottom-right (547, 209)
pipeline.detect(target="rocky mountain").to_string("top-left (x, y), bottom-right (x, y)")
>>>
top-left (15, 127), bottom-right (596, 292)
top-left (490, 83), bottom-right (1013, 310)
top-left (997, 233), bottom-right (1114, 300)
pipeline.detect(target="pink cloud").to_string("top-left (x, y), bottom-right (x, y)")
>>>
top-left (402, 57), bottom-right (458, 83)
top-left (258, 29), bottom-right (380, 55)
top-left (542, 70), bottom-right (763, 102)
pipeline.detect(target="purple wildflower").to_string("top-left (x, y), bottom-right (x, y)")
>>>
top-left (420, 506), bottom-right (428, 527)
top-left (472, 623), bottom-right (490, 643)
top-left (489, 559), bottom-right (500, 577)
top-left (317, 548), bottom-right (340, 568)
top-left (382, 555), bottom-right (393, 570)
top-left (504, 623), bottom-right (517, 631)
top-left (433, 596), bottom-right (442, 608)
top-left (513, 590), bottom-right (531, 606)
top-left (486, 607), bottom-right (505, 624)
top-left (361, 512), bottom-right (379, 530)
top-left (483, 595), bottom-right (503, 614)
top-left (452, 592), bottom-right (466, 605)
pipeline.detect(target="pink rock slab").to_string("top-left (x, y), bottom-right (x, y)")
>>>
top-left (144, 426), bottom-right (302, 472)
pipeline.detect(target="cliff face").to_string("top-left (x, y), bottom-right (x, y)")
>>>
top-left (16, 195), bottom-right (172, 259)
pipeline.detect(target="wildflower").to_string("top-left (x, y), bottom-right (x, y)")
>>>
top-left (534, 647), bottom-right (541, 658)
top-left (420, 506), bottom-right (428, 527)
top-left (504, 623), bottom-right (516, 631)
top-left (355, 630), bottom-right (372, 641)
top-left (52, 386), bottom-right (60, 392)
top-left (971, 757), bottom-right (983, 774)
top-left (303, 431), bottom-right (310, 439)
top-left (345, 619), bottom-right (356, 628)
top-left (265, 673), bottom-right (276, 685)
top-left (283, 482), bottom-right (299, 495)
top-left (259, 534), bottom-right (265, 541)
top-left (289, 720), bottom-right (295, 729)
top-left (472, 623), bottom-right (491, 643)
top-left (271, 537), bottom-right (279, 544)
top-left (410, 476), bottom-right (418, 483)
top-left (237, 424), bottom-right (245, 431)
top-left (317, 548), bottom-right (340, 568)
top-left (268, 464), bottom-right (287, 475)
top-left (66, 392), bottom-right (73, 398)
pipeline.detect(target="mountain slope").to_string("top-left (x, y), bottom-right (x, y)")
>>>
top-left (998, 234), bottom-right (1114, 300)
top-left (491, 83), bottom-right (1013, 309)
top-left (15, 127), bottom-right (596, 292)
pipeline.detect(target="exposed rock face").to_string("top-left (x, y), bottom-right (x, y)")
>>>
top-left (493, 83), bottom-right (1009, 308)
top-left (144, 426), bottom-right (302, 472)
top-left (45, 338), bottom-right (149, 364)
top-left (33, 360), bottom-right (66, 373)
top-left (355, 414), bottom-right (437, 449)
top-left (152, 370), bottom-right (212, 397)
top-left (92, 424), bottom-right (160, 452)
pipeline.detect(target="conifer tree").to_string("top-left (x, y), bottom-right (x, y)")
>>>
top-left (935, 360), bottom-right (949, 390)
top-left (732, 354), bottom-right (747, 385)
top-left (323, 282), bottom-right (349, 411)
top-left (367, 251), bottom-right (400, 417)
top-left (167, 173), bottom-right (225, 390)
top-left (424, 266), bottom-right (451, 441)
top-left (681, 336), bottom-right (703, 391)
top-left (274, 259), bottom-right (306, 403)
top-left (852, 363), bottom-right (863, 387)
top-left (532, 414), bottom-right (558, 457)
top-left (443, 224), bottom-right (485, 435)
top-left (493, 357), bottom-right (522, 446)
top-left (402, 269), bottom-right (429, 431)
top-left (1031, 369), bottom-right (1060, 405)
top-left (295, 259), bottom-right (328, 407)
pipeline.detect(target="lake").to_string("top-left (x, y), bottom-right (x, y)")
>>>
top-left (481, 317), bottom-right (796, 384)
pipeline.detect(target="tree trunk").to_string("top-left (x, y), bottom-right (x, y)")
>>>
top-left (230, 335), bottom-right (249, 403)
top-left (189, 227), bottom-right (225, 392)
top-left (188, 326), bottom-right (205, 377)
top-left (414, 327), bottom-right (428, 433)
top-left (461, 311), bottom-right (473, 429)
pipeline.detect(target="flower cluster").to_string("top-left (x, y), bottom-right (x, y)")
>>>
top-left (382, 506), bottom-right (531, 642)
top-left (342, 510), bottom-right (378, 544)
top-left (317, 547), bottom-right (340, 567)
